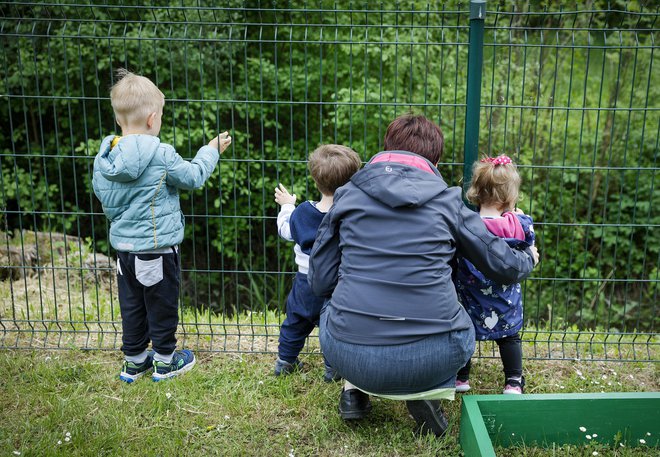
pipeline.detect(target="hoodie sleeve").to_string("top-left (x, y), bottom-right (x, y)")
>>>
top-left (453, 196), bottom-right (535, 285)
top-left (165, 144), bottom-right (219, 190)
top-left (277, 203), bottom-right (295, 241)
top-left (307, 197), bottom-right (342, 298)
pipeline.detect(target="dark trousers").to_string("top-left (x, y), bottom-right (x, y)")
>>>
top-left (278, 272), bottom-right (325, 363)
top-left (457, 333), bottom-right (522, 382)
top-left (117, 248), bottom-right (180, 357)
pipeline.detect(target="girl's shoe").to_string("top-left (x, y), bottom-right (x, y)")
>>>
top-left (503, 376), bottom-right (525, 394)
top-left (455, 379), bottom-right (471, 392)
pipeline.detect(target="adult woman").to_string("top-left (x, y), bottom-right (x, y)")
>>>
top-left (308, 114), bottom-right (539, 436)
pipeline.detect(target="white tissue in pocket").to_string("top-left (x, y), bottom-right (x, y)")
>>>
top-left (135, 256), bottom-right (163, 287)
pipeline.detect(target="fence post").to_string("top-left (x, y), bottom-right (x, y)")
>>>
top-left (463, 0), bottom-right (486, 196)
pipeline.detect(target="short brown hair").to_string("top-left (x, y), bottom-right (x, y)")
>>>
top-left (308, 144), bottom-right (362, 195)
top-left (110, 68), bottom-right (165, 127)
top-left (466, 157), bottom-right (521, 211)
top-left (383, 114), bottom-right (444, 165)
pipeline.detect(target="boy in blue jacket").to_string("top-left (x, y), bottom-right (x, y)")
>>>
top-left (92, 69), bottom-right (231, 382)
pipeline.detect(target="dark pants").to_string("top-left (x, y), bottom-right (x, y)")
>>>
top-left (457, 333), bottom-right (522, 382)
top-left (278, 272), bottom-right (325, 363)
top-left (117, 248), bottom-right (180, 357)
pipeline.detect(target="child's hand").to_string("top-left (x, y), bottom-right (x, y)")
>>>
top-left (514, 207), bottom-right (526, 215)
top-left (208, 131), bottom-right (232, 153)
top-left (274, 183), bottom-right (296, 206)
top-left (529, 245), bottom-right (540, 266)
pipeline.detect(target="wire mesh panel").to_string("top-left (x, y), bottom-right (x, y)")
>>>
top-left (477, 5), bottom-right (659, 362)
top-left (0, 2), bottom-right (657, 361)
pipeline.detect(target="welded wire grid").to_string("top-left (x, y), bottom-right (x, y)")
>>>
top-left (0, 2), bottom-right (657, 362)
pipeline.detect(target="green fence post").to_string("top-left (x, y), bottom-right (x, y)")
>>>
top-left (463, 0), bottom-right (486, 196)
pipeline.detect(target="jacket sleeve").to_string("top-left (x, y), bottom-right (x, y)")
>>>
top-left (307, 201), bottom-right (341, 298)
top-left (165, 145), bottom-right (219, 190)
top-left (454, 198), bottom-right (535, 285)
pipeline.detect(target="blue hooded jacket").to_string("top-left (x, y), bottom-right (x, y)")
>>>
top-left (92, 134), bottom-right (218, 252)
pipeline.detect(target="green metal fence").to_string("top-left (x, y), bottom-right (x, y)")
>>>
top-left (0, 2), bottom-right (657, 362)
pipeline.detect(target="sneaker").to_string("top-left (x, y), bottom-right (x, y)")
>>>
top-left (322, 363), bottom-right (342, 383)
top-left (455, 379), bottom-right (471, 393)
top-left (503, 376), bottom-right (525, 394)
top-left (152, 350), bottom-right (196, 381)
top-left (406, 400), bottom-right (449, 437)
top-left (274, 357), bottom-right (303, 376)
top-left (119, 351), bottom-right (154, 383)
top-left (339, 388), bottom-right (372, 420)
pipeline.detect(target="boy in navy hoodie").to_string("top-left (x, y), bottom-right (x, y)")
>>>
top-left (273, 144), bottom-right (361, 381)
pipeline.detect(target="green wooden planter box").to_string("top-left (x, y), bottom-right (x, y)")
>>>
top-left (459, 393), bottom-right (660, 457)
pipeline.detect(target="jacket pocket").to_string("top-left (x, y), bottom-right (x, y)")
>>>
top-left (135, 256), bottom-right (163, 287)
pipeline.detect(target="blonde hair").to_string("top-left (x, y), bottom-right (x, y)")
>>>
top-left (466, 156), bottom-right (521, 211)
top-left (308, 144), bottom-right (362, 195)
top-left (110, 69), bottom-right (164, 127)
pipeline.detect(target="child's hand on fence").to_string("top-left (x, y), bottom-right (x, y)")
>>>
top-left (529, 245), bottom-right (539, 266)
top-left (208, 131), bottom-right (232, 153)
top-left (274, 183), bottom-right (296, 206)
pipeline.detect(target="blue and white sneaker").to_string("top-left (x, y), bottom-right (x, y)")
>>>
top-left (119, 351), bottom-right (154, 383)
top-left (152, 349), bottom-right (196, 381)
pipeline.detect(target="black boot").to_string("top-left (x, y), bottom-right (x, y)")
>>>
top-left (405, 400), bottom-right (449, 437)
top-left (338, 388), bottom-right (372, 420)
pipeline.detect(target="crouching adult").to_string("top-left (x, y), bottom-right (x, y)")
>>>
top-left (308, 114), bottom-right (539, 436)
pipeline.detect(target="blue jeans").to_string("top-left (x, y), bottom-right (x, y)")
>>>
top-left (319, 310), bottom-right (475, 395)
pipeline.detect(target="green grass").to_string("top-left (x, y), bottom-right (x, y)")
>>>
top-left (1, 350), bottom-right (658, 456)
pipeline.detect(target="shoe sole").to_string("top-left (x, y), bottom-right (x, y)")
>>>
top-left (455, 385), bottom-right (470, 393)
top-left (406, 400), bottom-right (448, 437)
top-left (119, 368), bottom-right (153, 383)
top-left (503, 389), bottom-right (522, 394)
top-left (152, 357), bottom-right (196, 381)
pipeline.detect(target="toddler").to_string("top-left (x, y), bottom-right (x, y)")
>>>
top-left (92, 69), bottom-right (231, 382)
top-left (274, 144), bottom-right (361, 381)
top-left (454, 154), bottom-right (535, 394)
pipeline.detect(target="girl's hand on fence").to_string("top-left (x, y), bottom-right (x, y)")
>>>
top-left (274, 183), bottom-right (296, 206)
top-left (209, 131), bottom-right (232, 153)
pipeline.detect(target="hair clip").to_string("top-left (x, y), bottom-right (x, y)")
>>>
top-left (480, 154), bottom-right (512, 166)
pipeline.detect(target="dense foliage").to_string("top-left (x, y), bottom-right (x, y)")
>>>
top-left (1, 1), bottom-right (657, 332)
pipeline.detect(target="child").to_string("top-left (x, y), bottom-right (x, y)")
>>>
top-left (92, 69), bottom-right (232, 383)
top-left (273, 144), bottom-right (361, 381)
top-left (454, 154), bottom-right (535, 394)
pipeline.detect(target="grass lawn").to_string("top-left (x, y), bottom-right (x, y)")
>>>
top-left (1, 350), bottom-right (658, 456)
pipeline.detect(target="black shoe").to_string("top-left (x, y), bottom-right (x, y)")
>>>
top-left (323, 365), bottom-right (342, 383)
top-left (338, 388), bottom-right (372, 420)
top-left (405, 400), bottom-right (449, 437)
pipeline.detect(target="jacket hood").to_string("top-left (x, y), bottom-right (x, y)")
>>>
top-left (350, 150), bottom-right (448, 208)
top-left (96, 135), bottom-right (161, 182)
